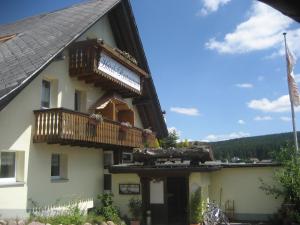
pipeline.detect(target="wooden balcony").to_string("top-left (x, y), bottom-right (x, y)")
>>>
top-left (69, 40), bottom-right (148, 98)
top-left (33, 108), bottom-right (156, 149)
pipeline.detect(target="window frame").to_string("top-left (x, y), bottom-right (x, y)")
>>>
top-left (0, 151), bottom-right (16, 183)
top-left (51, 154), bottom-right (61, 179)
top-left (41, 80), bottom-right (51, 109)
top-left (103, 151), bottom-right (114, 169)
top-left (104, 174), bottom-right (112, 191)
top-left (122, 152), bottom-right (133, 164)
top-left (74, 90), bottom-right (81, 112)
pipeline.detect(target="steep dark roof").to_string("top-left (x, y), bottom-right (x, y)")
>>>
top-left (108, 1), bottom-right (168, 137)
top-left (0, 0), bottom-right (120, 108)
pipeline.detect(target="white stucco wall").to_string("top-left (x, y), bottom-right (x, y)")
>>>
top-left (189, 172), bottom-right (210, 204)
top-left (26, 144), bottom-right (103, 207)
top-left (209, 167), bottom-right (283, 220)
top-left (0, 14), bottom-right (145, 218)
top-left (77, 15), bottom-right (117, 47)
top-left (111, 173), bottom-right (141, 217)
top-left (189, 167), bottom-right (283, 221)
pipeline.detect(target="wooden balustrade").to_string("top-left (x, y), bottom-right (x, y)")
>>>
top-left (68, 40), bottom-right (148, 98)
top-left (33, 108), bottom-right (156, 149)
top-left (69, 41), bottom-right (98, 77)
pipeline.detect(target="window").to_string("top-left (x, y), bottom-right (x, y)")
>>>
top-left (122, 152), bottom-right (133, 163)
top-left (41, 80), bottom-right (51, 108)
top-left (74, 90), bottom-right (81, 112)
top-left (103, 152), bottom-right (113, 168)
top-left (0, 152), bottom-right (16, 182)
top-left (51, 154), bottom-right (60, 178)
top-left (104, 174), bottom-right (112, 191)
top-left (51, 154), bottom-right (68, 180)
top-left (74, 90), bottom-right (86, 112)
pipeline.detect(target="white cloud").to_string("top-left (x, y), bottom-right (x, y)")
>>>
top-left (170, 107), bottom-right (200, 116)
top-left (238, 119), bottom-right (245, 124)
top-left (248, 95), bottom-right (300, 113)
top-left (280, 116), bottom-right (291, 122)
top-left (205, 2), bottom-right (300, 56)
top-left (198, 0), bottom-right (231, 16)
top-left (254, 116), bottom-right (273, 121)
top-left (202, 131), bottom-right (250, 142)
top-left (235, 83), bottom-right (253, 88)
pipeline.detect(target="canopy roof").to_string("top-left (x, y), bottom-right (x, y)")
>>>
top-left (89, 92), bottom-right (129, 111)
top-left (133, 146), bottom-right (214, 166)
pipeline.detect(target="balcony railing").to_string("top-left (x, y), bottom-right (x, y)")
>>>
top-left (69, 40), bottom-right (148, 98)
top-left (33, 108), bottom-right (156, 149)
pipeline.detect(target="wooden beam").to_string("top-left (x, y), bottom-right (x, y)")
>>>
top-left (0, 34), bottom-right (17, 43)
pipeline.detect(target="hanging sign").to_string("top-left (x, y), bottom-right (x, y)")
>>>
top-left (98, 52), bottom-right (141, 92)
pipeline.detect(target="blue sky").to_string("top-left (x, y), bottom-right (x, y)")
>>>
top-left (1, 0), bottom-right (300, 142)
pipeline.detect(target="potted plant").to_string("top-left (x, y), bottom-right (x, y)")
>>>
top-left (190, 187), bottom-right (204, 225)
top-left (128, 197), bottom-right (142, 225)
top-left (119, 122), bottom-right (132, 139)
top-left (89, 113), bottom-right (103, 125)
top-left (142, 128), bottom-right (152, 137)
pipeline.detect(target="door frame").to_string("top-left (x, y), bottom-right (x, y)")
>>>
top-left (140, 172), bottom-right (190, 225)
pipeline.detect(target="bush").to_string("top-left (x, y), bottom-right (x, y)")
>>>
top-left (28, 194), bottom-right (123, 225)
top-left (96, 193), bottom-right (121, 225)
top-left (29, 204), bottom-right (85, 225)
top-left (260, 145), bottom-right (300, 224)
top-left (128, 198), bottom-right (142, 220)
top-left (190, 187), bottom-right (203, 224)
top-left (86, 212), bottom-right (105, 224)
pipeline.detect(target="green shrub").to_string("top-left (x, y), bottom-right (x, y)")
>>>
top-left (260, 145), bottom-right (300, 224)
top-left (190, 187), bottom-right (203, 224)
top-left (86, 212), bottom-right (105, 224)
top-left (96, 193), bottom-right (121, 224)
top-left (29, 204), bottom-right (85, 225)
top-left (128, 198), bottom-right (142, 220)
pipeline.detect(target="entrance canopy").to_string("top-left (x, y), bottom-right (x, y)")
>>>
top-left (133, 146), bottom-right (214, 166)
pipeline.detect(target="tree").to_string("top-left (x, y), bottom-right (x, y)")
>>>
top-left (159, 129), bottom-right (179, 148)
top-left (260, 146), bottom-right (300, 224)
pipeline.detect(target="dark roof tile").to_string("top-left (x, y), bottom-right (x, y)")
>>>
top-left (0, 0), bottom-right (120, 103)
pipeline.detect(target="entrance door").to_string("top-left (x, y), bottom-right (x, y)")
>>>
top-left (149, 179), bottom-right (167, 225)
top-left (167, 177), bottom-right (188, 225)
